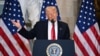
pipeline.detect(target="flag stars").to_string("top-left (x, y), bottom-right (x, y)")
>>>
top-left (55, 3), bottom-right (57, 6)
top-left (14, 4), bottom-right (16, 6)
top-left (8, 18), bottom-right (11, 21)
top-left (88, 18), bottom-right (91, 20)
top-left (9, 8), bottom-right (11, 11)
top-left (84, 16), bottom-right (86, 19)
top-left (18, 15), bottom-right (20, 17)
top-left (47, 1), bottom-right (50, 4)
top-left (8, 23), bottom-right (11, 26)
top-left (12, 29), bottom-right (15, 32)
top-left (85, 11), bottom-right (87, 14)
top-left (90, 8), bottom-right (92, 10)
top-left (90, 2), bottom-right (93, 5)
top-left (5, 12), bottom-right (7, 15)
top-left (5, 7), bottom-right (8, 10)
top-left (42, 11), bottom-right (44, 14)
top-left (22, 21), bottom-right (25, 23)
top-left (86, 1), bottom-right (89, 4)
top-left (85, 6), bottom-right (88, 9)
top-left (41, 16), bottom-right (44, 19)
top-left (80, 10), bottom-right (83, 13)
top-left (93, 14), bottom-right (95, 17)
top-left (78, 20), bottom-right (81, 23)
top-left (9, 13), bottom-right (11, 16)
top-left (93, 9), bottom-right (95, 12)
top-left (6, 2), bottom-right (8, 4)
top-left (18, 10), bottom-right (20, 12)
top-left (83, 22), bottom-right (86, 24)
top-left (43, 0), bottom-right (45, 3)
top-left (51, 2), bottom-right (54, 5)
top-left (4, 17), bottom-right (7, 20)
top-left (13, 9), bottom-right (16, 11)
top-left (87, 23), bottom-right (90, 26)
top-left (9, 3), bottom-right (12, 6)
top-left (13, 14), bottom-right (16, 16)
top-left (83, 0), bottom-right (85, 2)
top-left (82, 5), bottom-right (84, 8)
top-left (93, 19), bottom-right (95, 22)
top-left (79, 15), bottom-right (82, 18)
top-left (82, 27), bottom-right (85, 30)
top-left (42, 6), bottom-right (45, 8)
top-left (89, 13), bottom-right (92, 15)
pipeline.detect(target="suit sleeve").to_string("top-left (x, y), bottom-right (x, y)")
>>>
top-left (18, 23), bottom-right (38, 39)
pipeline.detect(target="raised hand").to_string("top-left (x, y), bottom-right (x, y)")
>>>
top-left (11, 20), bottom-right (22, 29)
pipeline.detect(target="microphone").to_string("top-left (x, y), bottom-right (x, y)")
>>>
top-left (51, 19), bottom-right (55, 24)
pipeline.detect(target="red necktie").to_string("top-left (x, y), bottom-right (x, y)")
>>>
top-left (51, 23), bottom-right (56, 40)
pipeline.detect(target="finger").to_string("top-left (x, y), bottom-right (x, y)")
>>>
top-left (17, 20), bottom-right (20, 23)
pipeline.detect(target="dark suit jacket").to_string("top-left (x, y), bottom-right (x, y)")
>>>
top-left (19, 20), bottom-right (70, 40)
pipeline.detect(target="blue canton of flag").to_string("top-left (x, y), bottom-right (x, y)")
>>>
top-left (77, 0), bottom-right (96, 33)
top-left (40, 0), bottom-right (60, 21)
top-left (1, 0), bottom-right (25, 34)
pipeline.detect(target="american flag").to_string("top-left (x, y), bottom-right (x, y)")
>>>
top-left (73, 0), bottom-right (100, 56)
top-left (40, 0), bottom-right (60, 21)
top-left (0, 0), bottom-right (31, 56)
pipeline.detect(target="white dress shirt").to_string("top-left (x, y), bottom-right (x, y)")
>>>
top-left (48, 21), bottom-right (58, 40)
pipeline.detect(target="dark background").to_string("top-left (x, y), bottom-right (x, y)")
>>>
top-left (95, 0), bottom-right (100, 29)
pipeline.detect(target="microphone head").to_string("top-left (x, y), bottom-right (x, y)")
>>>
top-left (51, 19), bottom-right (55, 24)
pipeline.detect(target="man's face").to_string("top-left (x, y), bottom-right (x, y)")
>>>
top-left (46, 6), bottom-right (58, 21)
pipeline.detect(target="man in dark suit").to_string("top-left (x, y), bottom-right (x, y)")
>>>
top-left (11, 6), bottom-right (70, 40)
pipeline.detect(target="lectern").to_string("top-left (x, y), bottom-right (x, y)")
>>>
top-left (33, 40), bottom-right (75, 56)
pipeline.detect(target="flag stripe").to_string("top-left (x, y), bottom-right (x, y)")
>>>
top-left (0, 19), bottom-right (31, 56)
top-left (87, 26), bottom-right (100, 52)
top-left (91, 24), bottom-right (100, 44)
top-left (13, 34), bottom-right (31, 56)
top-left (74, 42), bottom-right (83, 56)
top-left (83, 31), bottom-right (99, 55)
top-left (94, 23), bottom-right (100, 37)
top-left (74, 33), bottom-right (89, 56)
top-left (0, 44), bottom-right (9, 56)
top-left (0, 27), bottom-right (20, 56)
top-left (0, 19), bottom-right (25, 56)
top-left (75, 26), bottom-right (94, 56)
top-left (0, 34), bottom-right (14, 56)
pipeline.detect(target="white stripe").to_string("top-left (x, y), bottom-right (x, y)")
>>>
top-left (94, 23), bottom-right (100, 36)
top-left (18, 33), bottom-right (31, 54)
top-left (94, 23), bottom-right (100, 54)
top-left (86, 27), bottom-right (99, 53)
top-left (0, 36), bottom-right (14, 56)
top-left (74, 42), bottom-right (83, 56)
top-left (0, 20), bottom-right (25, 56)
top-left (75, 26), bottom-right (95, 56)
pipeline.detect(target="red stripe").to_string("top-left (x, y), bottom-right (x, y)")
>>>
top-left (75, 53), bottom-right (77, 56)
top-left (83, 30), bottom-right (99, 55)
top-left (0, 44), bottom-right (9, 56)
top-left (0, 27), bottom-right (20, 56)
top-left (13, 34), bottom-right (31, 56)
top-left (73, 33), bottom-right (89, 56)
top-left (91, 26), bottom-right (100, 45)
